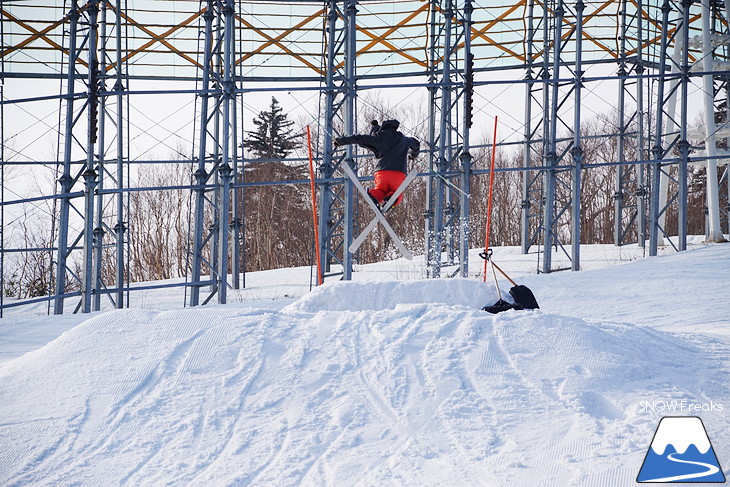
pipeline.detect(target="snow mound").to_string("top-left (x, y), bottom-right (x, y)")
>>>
top-left (491, 312), bottom-right (705, 419)
top-left (284, 278), bottom-right (498, 312)
top-left (2, 286), bottom-right (727, 486)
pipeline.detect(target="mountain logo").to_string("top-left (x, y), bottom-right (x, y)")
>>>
top-left (637, 416), bottom-right (726, 483)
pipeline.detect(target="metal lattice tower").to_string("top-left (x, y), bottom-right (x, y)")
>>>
top-left (692, 0), bottom-right (730, 241)
top-left (53, 0), bottom-right (129, 314)
top-left (648, 0), bottom-right (692, 256)
top-left (614, 0), bottom-right (650, 248)
top-left (521, 0), bottom-right (585, 272)
top-left (425, 0), bottom-right (472, 278)
top-left (317, 0), bottom-right (358, 282)
top-left (96, 0), bottom-right (129, 312)
top-left (2, 1), bottom-right (729, 315)
top-left (189, 0), bottom-right (242, 306)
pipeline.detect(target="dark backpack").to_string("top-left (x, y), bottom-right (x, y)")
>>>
top-left (483, 285), bottom-right (539, 314)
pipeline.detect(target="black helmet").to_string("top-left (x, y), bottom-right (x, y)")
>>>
top-left (380, 119), bottom-right (400, 131)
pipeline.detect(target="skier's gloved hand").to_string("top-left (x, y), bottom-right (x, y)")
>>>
top-left (333, 138), bottom-right (342, 147)
top-left (370, 120), bottom-right (380, 135)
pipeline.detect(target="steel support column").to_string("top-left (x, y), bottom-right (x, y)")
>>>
top-left (521, 0), bottom-right (583, 273)
top-left (80, 0), bottom-right (101, 314)
top-left (53, 1), bottom-right (79, 314)
top-left (317, 0), bottom-right (357, 283)
top-left (540, 0), bottom-right (562, 273)
top-left (216, 0), bottom-right (237, 304)
top-left (424, 0), bottom-right (438, 273)
top-left (543, 0), bottom-right (580, 273)
top-left (91, 0), bottom-right (128, 312)
top-left (189, 0), bottom-right (240, 305)
top-left (113, 0), bottom-right (128, 308)
top-left (459, 0), bottom-right (474, 278)
top-left (614, 0), bottom-right (649, 248)
top-left (701, 0), bottom-right (727, 242)
top-left (724, 0), bottom-right (730, 236)
top-left (189, 2), bottom-right (214, 307)
top-left (677, 0), bottom-right (692, 251)
top-left (636, 0), bottom-right (648, 248)
top-left (425, 0), bottom-right (470, 278)
top-left (54, 0), bottom-right (102, 314)
top-left (521, 0), bottom-right (542, 256)
top-left (0, 23), bottom-right (4, 317)
top-left (342, 0), bottom-right (356, 279)
top-left (231, 0), bottom-right (244, 288)
top-left (92, 1), bottom-right (107, 312)
top-left (649, 0), bottom-right (690, 256)
top-left (570, 0), bottom-right (585, 271)
top-left (649, 0), bottom-right (672, 256)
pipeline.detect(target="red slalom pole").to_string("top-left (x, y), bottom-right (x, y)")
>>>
top-left (306, 125), bottom-right (323, 285)
top-left (483, 116), bottom-right (498, 282)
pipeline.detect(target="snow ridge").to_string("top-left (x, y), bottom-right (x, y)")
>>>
top-left (284, 278), bottom-right (496, 312)
top-left (0, 245), bottom-right (730, 487)
top-left (1, 272), bottom-right (728, 486)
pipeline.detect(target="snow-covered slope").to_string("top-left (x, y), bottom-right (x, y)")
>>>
top-left (1, 245), bottom-right (729, 486)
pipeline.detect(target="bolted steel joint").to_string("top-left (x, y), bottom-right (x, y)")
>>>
top-left (218, 163), bottom-right (234, 180)
top-left (83, 168), bottom-right (98, 184)
top-left (193, 168), bottom-right (208, 184)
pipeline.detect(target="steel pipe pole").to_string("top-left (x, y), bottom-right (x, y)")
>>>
top-left (54, 1), bottom-right (80, 314)
top-left (701, 0), bottom-right (726, 242)
top-left (571, 0), bottom-right (585, 271)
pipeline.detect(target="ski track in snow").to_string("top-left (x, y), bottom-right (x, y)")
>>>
top-left (0, 245), bottom-right (729, 486)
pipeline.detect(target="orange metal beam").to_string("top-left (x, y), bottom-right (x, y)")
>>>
top-left (1, 1), bottom-right (708, 79)
top-left (427, 2), bottom-right (525, 66)
top-left (627, 1), bottom-right (700, 63)
top-left (114, 6), bottom-right (204, 70)
top-left (529, 0), bottom-right (619, 59)
top-left (356, 25), bottom-right (427, 68)
top-left (469, 1), bottom-right (527, 62)
top-left (0, 7), bottom-right (88, 68)
top-left (356, 3), bottom-right (429, 62)
top-left (237, 8), bottom-right (323, 63)
top-left (235, 10), bottom-right (325, 75)
top-left (427, 2), bottom-right (528, 65)
top-left (560, 0), bottom-right (618, 59)
top-left (471, 32), bottom-right (524, 62)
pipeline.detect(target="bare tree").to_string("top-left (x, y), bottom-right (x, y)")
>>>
top-left (2, 157), bottom-right (60, 300)
top-left (241, 160), bottom-right (311, 271)
top-left (128, 161), bottom-right (191, 282)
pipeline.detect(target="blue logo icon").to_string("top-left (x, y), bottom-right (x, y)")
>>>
top-left (638, 416), bottom-right (726, 483)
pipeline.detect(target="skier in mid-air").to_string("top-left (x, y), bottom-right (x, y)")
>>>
top-left (334, 119), bottom-right (420, 210)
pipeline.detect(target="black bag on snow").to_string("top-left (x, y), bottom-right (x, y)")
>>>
top-left (508, 285), bottom-right (539, 310)
top-left (482, 299), bottom-right (518, 314)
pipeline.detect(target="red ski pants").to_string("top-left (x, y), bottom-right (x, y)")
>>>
top-left (368, 170), bottom-right (406, 206)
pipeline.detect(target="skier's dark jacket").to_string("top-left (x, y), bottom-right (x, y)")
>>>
top-left (335, 119), bottom-right (420, 174)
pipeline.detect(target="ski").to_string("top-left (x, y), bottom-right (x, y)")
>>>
top-left (340, 163), bottom-right (413, 260)
top-left (349, 168), bottom-right (418, 254)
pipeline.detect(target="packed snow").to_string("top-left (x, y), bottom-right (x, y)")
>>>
top-left (0, 242), bottom-right (728, 486)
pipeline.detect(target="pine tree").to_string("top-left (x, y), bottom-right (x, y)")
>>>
top-left (243, 97), bottom-right (301, 159)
